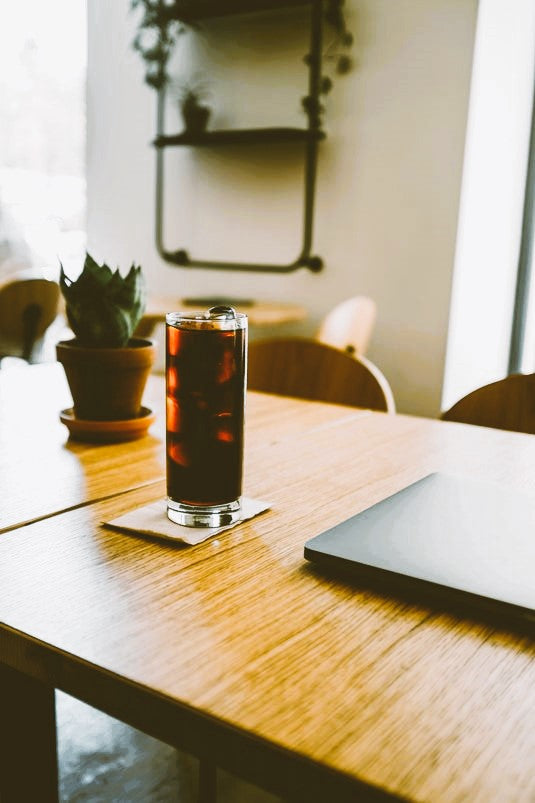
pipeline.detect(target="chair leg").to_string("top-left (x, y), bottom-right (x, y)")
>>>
top-left (198, 758), bottom-right (217, 803)
top-left (22, 303), bottom-right (42, 363)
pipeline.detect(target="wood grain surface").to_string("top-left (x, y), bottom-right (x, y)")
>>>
top-left (0, 363), bottom-right (164, 533)
top-left (1, 388), bottom-right (535, 802)
top-left (0, 363), bottom-right (366, 533)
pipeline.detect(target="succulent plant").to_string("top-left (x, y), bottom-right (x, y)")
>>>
top-left (60, 253), bottom-right (146, 348)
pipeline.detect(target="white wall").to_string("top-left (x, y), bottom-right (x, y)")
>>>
top-left (87, 0), bottom-right (477, 416)
top-left (442, 0), bottom-right (535, 411)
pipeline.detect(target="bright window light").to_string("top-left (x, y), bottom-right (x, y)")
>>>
top-left (0, 0), bottom-right (87, 282)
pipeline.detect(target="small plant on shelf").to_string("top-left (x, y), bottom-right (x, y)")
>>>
top-left (131, 0), bottom-right (353, 99)
top-left (324, 0), bottom-right (354, 76)
top-left (175, 76), bottom-right (211, 133)
top-left (56, 253), bottom-right (155, 429)
top-left (302, 0), bottom-right (354, 127)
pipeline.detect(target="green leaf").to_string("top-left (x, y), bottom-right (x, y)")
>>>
top-left (59, 253), bottom-right (147, 347)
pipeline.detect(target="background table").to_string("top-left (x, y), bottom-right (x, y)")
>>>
top-left (136, 298), bottom-right (307, 338)
top-left (1, 368), bottom-right (535, 802)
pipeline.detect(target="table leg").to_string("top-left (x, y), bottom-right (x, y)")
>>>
top-left (198, 759), bottom-right (217, 803)
top-left (0, 664), bottom-right (59, 803)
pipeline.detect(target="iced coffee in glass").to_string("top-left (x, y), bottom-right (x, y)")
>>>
top-left (165, 306), bottom-right (247, 527)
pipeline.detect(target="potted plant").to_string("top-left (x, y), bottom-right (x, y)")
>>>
top-left (176, 77), bottom-right (211, 134)
top-left (181, 87), bottom-right (211, 134)
top-left (56, 253), bottom-right (155, 425)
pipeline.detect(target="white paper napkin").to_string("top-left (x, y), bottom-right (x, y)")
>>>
top-left (103, 497), bottom-right (271, 546)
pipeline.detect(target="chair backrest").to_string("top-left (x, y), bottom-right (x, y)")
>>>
top-left (248, 337), bottom-right (395, 412)
top-left (441, 373), bottom-right (535, 435)
top-left (0, 278), bottom-right (60, 361)
top-left (316, 295), bottom-right (377, 356)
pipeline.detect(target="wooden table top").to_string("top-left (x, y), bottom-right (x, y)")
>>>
top-left (1, 366), bottom-right (535, 801)
top-left (0, 362), bottom-right (360, 533)
top-left (0, 363), bottom-right (164, 533)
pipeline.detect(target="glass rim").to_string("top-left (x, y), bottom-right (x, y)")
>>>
top-left (166, 310), bottom-right (248, 330)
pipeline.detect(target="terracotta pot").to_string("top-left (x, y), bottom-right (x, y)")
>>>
top-left (56, 338), bottom-right (156, 421)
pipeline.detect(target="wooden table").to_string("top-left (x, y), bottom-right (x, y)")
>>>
top-left (1, 366), bottom-right (535, 802)
top-left (0, 362), bottom-right (347, 535)
top-left (0, 362), bottom-right (165, 534)
top-left (136, 297), bottom-right (307, 338)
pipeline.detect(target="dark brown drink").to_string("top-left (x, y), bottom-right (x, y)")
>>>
top-left (166, 308), bottom-right (247, 526)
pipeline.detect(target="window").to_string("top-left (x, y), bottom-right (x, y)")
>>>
top-left (0, 0), bottom-right (87, 282)
top-left (442, 0), bottom-right (535, 410)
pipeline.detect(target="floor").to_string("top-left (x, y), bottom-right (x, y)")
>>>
top-left (57, 693), bottom-right (280, 803)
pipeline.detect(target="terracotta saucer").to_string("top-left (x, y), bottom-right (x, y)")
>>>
top-left (60, 407), bottom-right (156, 443)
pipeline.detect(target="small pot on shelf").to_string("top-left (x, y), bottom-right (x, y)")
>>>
top-left (176, 76), bottom-right (212, 135)
top-left (181, 91), bottom-right (211, 134)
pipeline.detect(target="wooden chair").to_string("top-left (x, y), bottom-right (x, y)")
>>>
top-left (316, 295), bottom-right (377, 356)
top-left (441, 373), bottom-right (535, 435)
top-left (248, 337), bottom-right (395, 412)
top-left (0, 278), bottom-right (60, 363)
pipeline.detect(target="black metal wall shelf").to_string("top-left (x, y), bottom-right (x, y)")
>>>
top-left (154, 0), bottom-right (326, 273)
top-left (179, 0), bottom-right (313, 22)
top-left (154, 127), bottom-right (325, 148)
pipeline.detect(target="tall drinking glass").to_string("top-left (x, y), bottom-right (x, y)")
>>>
top-left (165, 306), bottom-right (248, 527)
